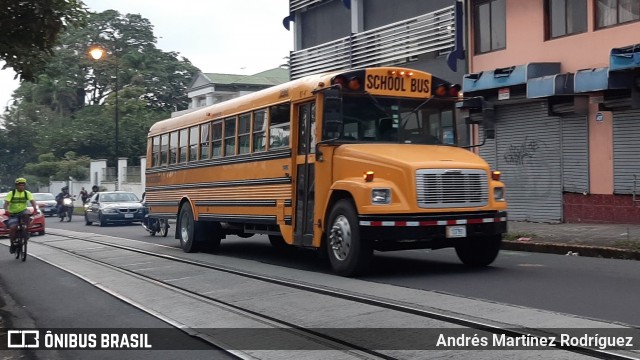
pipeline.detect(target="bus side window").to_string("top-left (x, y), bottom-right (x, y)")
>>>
top-left (152, 136), bottom-right (160, 167)
top-left (238, 113), bottom-right (251, 155)
top-left (269, 103), bottom-right (290, 150)
top-left (160, 133), bottom-right (169, 166)
top-left (224, 117), bottom-right (236, 156)
top-left (253, 109), bottom-right (267, 153)
top-left (200, 122), bottom-right (211, 159)
top-left (211, 121), bottom-right (222, 158)
top-left (179, 128), bottom-right (188, 163)
top-left (189, 126), bottom-right (198, 161)
top-left (169, 131), bottom-right (178, 164)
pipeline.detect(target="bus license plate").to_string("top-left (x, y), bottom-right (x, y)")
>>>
top-left (446, 225), bottom-right (466, 238)
top-left (124, 214), bottom-right (134, 218)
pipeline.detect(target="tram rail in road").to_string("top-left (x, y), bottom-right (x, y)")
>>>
top-left (5, 228), bottom-right (640, 360)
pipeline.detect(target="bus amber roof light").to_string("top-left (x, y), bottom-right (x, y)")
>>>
top-left (407, 72), bottom-right (414, 76)
top-left (449, 84), bottom-right (461, 97)
top-left (348, 77), bottom-right (361, 91)
top-left (388, 70), bottom-right (397, 75)
top-left (332, 76), bottom-right (347, 88)
top-left (399, 71), bottom-right (406, 76)
top-left (364, 171), bottom-right (375, 182)
top-left (435, 85), bottom-right (447, 97)
top-left (492, 171), bottom-right (501, 181)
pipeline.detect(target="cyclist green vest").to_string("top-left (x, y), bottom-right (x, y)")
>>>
top-left (4, 177), bottom-right (36, 215)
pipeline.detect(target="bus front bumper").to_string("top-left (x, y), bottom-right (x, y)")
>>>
top-left (358, 211), bottom-right (507, 251)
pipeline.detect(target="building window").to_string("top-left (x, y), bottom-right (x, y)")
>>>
top-left (547, 0), bottom-right (587, 38)
top-left (597, 0), bottom-right (640, 28)
top-left (474, 0), bottom-right (506, 54)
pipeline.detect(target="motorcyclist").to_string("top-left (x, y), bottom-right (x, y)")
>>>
top-left (55, 186), bottom-right (72, 217)
top-left (3, 178), bottom-right (39, 253)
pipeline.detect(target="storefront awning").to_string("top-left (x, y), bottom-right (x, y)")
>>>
top-left (574, 67), bottom-right (632, 93)
top-left (463, 63), bottom-right (560, 94)
top-left (610, 43), bottom-right (640, 72)
top-left (527, 73), bottom-right (574, 98)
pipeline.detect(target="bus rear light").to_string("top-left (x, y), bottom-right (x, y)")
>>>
top-left (492, 171), bottom-right (501, 181)
top-left (434, 85), bottom-right (447, 97)
top-left (364, 171), bottom-right (375, 182)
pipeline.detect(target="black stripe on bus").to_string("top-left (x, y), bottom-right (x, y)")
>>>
top-left (146, 201), bottom-right (181, 207)
top-left (196, 200), bottom-right (277, 207)
top-left (145, 176), bottom-right (292, 192)
top-left (198, 214), bottom-right (277, 224)
top-left (146, 148), bottom-right (291, 174)
top-left (284, 200), bottom-right (292, 207)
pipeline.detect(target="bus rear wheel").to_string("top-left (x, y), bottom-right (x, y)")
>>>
top-left (178, 205), bottom-right (198, 253)
top-left (455, 234), bottom-right (502, 267)
top-left (326, 199), bottom-right (372, 277)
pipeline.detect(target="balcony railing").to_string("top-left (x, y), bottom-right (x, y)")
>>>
top-left (290, 6), bottom-right (455, 79)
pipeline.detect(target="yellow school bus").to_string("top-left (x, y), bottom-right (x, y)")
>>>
top-left (145, 67), bottom-right (507, 276)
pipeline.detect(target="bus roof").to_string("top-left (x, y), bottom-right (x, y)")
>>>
top-left (148, 67), bottom-right (445, 137)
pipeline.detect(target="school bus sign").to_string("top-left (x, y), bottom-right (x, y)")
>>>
top-left (364, 68), bottom-right (432, 98)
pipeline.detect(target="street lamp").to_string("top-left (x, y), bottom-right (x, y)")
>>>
top-left (89, 45), bottom-right (120, 190)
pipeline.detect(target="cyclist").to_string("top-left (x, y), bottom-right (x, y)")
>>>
top-left (3, 178), bottom-right (39, 254)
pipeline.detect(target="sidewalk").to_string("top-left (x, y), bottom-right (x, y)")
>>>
top-left (503, 221), bottom-right (640, 260)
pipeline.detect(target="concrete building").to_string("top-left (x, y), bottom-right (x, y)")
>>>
top-left (172, 67), bottom-right (290, 117)
top-left (462, 0), bottom-right (640, 224)
top-left (284, 0), bottom-right (466, 83)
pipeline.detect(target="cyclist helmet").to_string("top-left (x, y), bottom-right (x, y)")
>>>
top-left (15, 177), bottom-right (27, 184)
top-left (62, 186), bottom-right (69, 191)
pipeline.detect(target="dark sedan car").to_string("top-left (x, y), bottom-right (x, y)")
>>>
top-left (84, 191), bottom-right (145, 227)
top-left (33, 192), bottom-right (58, 217)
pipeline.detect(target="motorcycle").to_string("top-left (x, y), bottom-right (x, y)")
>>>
top-left (59, 196), bottom-right (75, 222)
top-left (142, 215), bottom-right (169, 237)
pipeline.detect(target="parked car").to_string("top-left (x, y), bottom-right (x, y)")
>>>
top-left (0, 199), bottom-right (46, 236)
top-left (33, 192), bottom-right (58, 217)
top-left (84, 191), bottom-right (145, 226)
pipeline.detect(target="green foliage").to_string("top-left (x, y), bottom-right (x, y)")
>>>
top-left (0, 0), bottom-right (88, 81)
top-left (24, 152), bottom-right (90, 185)
top-left (0, 9), bottom-right (200, 188)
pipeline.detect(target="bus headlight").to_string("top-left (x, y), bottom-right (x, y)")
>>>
top-left (494, 187), bottom-right (505, 201)
top-left (371, 188), bottom-right (391, 204)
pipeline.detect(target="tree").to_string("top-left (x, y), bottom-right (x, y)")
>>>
top-left (0, 0), bottom-right (88, 81)
top-left (0, 9), bottom-right (200, 182)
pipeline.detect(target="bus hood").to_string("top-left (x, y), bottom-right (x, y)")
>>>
top-left (332, 144), bottom-right (489, 170)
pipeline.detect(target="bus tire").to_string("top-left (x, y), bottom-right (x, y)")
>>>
top-left (178, 204), bottom-right (199, 253)
top-left (326, 199), bottom-right (372, 277)
top-left (268, 235), bottom-right (290, 251)
top-left (455, 234), bottom-right (502, 267)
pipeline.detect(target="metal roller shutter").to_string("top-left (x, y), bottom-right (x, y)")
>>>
top-left (561, 115), bottom-right (589, 193)
top-left (613, 109), bottom-right (640, 194)
top-left (480, 101), bottom-right (563, 223)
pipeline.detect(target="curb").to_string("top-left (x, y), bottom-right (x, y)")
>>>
top-left (502, 240), bottom-right (640, 260)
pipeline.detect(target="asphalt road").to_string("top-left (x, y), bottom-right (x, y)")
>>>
top-left (0, 224), bottom-right (234, 359)
top-left (45, 215), bottom-right (640, 327)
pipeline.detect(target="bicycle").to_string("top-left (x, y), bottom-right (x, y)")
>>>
top-left (12, 213), bottom-right (32, 262)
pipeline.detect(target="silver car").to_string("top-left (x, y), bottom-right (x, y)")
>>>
top-left (84, 191), bottom-right (145, 226)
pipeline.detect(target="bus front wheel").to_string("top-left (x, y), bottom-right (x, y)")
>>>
top-left (455, 234), bottom-right (502, 267)
top-left (178, 205), bottom-right (198, 253)
top-left (326, 199), bottom-right (372, 277)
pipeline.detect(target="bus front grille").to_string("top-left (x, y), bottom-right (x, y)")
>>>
top-left (416, 169), bottom-right (488, 208)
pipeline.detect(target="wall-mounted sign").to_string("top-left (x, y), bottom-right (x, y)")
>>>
top-left (498, 88), bottom-right (510, 100)
top-left (595, 112), bottom-right (604, 122)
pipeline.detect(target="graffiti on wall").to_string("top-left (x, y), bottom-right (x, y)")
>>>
top-left (503, 137), bottom-right (543, 165)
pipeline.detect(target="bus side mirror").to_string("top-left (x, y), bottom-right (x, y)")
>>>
top-left (323, 89), bottom-right (343, 139)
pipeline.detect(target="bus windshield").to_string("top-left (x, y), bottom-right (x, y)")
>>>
top-left (334, 94), bottom-right (459, 146)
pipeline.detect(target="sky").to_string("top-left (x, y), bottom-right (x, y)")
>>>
top-left (0, 0), bottom-right (293, 111)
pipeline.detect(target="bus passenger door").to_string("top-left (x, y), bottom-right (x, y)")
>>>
top-left (294, 102), bottom-right (316, 246)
